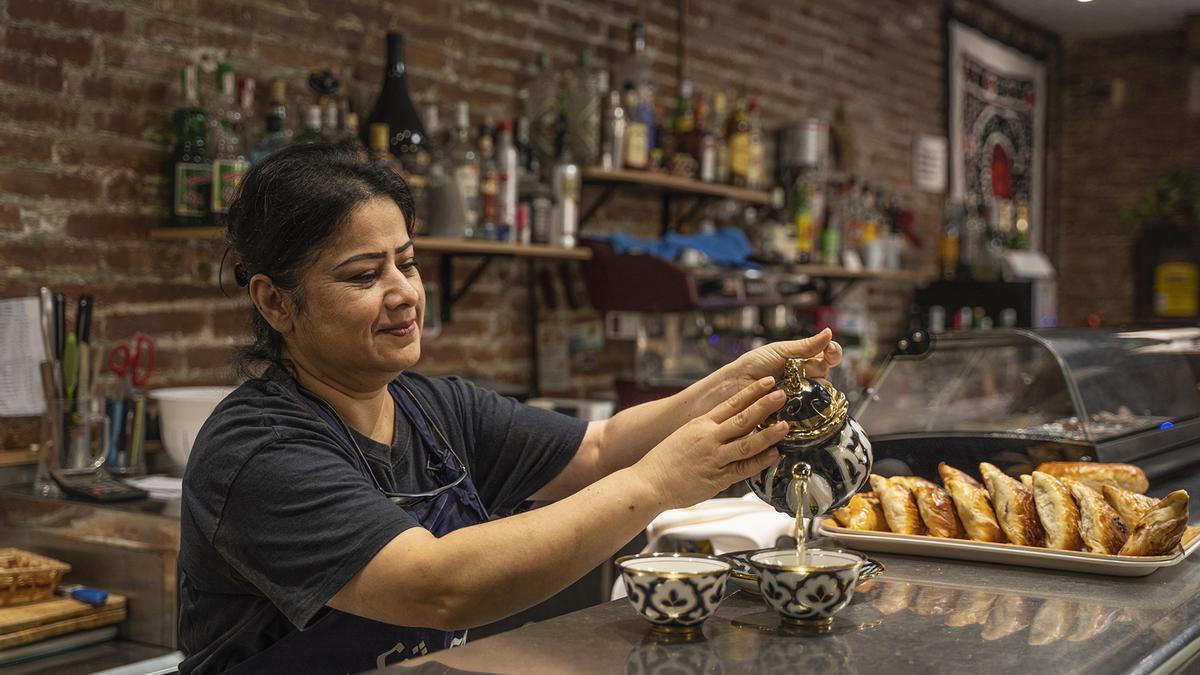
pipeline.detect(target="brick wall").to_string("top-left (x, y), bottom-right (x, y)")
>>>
top-left (1054, 27), bottom-right (1200, 327)
top-left (0, 0), bottom-right (1055, 417)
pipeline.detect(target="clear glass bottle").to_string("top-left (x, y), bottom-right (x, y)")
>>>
top-left (525, 52), bottom-right (558, 172)
top-left (551, 112), bottom-right (580, 248)
top-left (448, 101), bottom-right (480, 238)
top-left (602, 89), bottom-right (625, 171)
top-left (566, 50), bottom-right (606, 167)
top-left (294, 104), bottom-right (322, 144)
top-left (209, 63), bottom-right (248, 223)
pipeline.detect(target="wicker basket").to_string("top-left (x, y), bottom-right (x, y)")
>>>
top-left (0, 548), bottom-right (71, 607)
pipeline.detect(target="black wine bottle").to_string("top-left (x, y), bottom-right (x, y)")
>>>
top-left (362, 32), bottom-right (430, 178)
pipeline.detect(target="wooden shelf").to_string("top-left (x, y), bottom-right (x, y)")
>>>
top-left (416, 238), bottom-right (591, 260)
top-left (580, 167), bottom-right (771, 204)
top-left (150, 226), bottom-right (224, 240)
top-left (785, 264), bottom-right (919, 283)
top-left (149, 228), bottom-right (590, 261)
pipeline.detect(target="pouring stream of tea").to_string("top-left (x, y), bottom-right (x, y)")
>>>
top-left (792, 461), bottom-right (812, 564)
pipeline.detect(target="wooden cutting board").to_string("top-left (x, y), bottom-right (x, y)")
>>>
top-left (0, 594), bottom-right (126, 650)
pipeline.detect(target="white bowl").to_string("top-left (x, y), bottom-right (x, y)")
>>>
top-left (148, 386), bottom-right (234, 466)
top-left (749, 548), bottom-right (866, 628)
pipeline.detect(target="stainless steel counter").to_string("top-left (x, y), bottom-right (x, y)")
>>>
top-left (389, 549), bottom-right (1200, 674)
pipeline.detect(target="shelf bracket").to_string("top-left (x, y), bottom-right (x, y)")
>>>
top-left (579, 183), bottom-right (618, 230)
top-left (439, 253), bottom-right (495, 324)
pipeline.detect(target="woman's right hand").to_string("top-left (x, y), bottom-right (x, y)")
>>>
top-left (633, 376), bottom-right (789, 510)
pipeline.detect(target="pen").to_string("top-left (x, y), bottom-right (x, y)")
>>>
top-left (53, 293), bottom-right (66, 359)
top-left (76, 294), bottom-right (93, 344)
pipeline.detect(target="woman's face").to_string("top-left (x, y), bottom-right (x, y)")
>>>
top-left (286, 196), bottom-right (424, 389)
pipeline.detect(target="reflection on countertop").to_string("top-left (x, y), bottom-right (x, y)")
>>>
top-left (386, 551), bottom-right (1200, 675)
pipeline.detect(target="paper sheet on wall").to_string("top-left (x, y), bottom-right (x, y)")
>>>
top-left (0, 297), bottom-right (48, 416)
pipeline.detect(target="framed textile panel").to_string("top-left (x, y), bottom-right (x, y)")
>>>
top-left (948, 20), bottom-right (1047, 250)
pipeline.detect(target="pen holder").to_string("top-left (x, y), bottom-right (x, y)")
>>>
top-left (103, 392), bottom-right (147, 477)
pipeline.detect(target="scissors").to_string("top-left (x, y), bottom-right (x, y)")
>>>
top-left (108, 334), bottom-right (155, 389)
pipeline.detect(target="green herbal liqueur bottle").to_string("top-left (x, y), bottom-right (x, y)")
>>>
top-left (210, 63), bottom-right (249, 226)
top-left (171, 65), bottom-right (211, 228)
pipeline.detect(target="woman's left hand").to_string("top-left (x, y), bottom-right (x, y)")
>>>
top-left (721, 327), bottom-right (842, 396)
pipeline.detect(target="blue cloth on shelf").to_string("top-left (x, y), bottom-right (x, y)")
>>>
top-left (601, 228), bottom-right (757, 267)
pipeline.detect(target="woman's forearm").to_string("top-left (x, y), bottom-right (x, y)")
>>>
top-left (333, 465), bottom-right (666, 629)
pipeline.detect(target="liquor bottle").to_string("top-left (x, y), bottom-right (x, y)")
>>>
top-left (791, 178), bottom-right (815, 264)
top-left (550, 112), bottom-right (580, 248)
top-left (448, 101), bottom-right (480, 238)
top-left (424, 106), bottom-right (467, 239)
top-left (615, 20), bottom-right (654, 121)
top-left (566, 50), bottom-right (606, 167)
top-left (711, 92), bottom-right (729, 183)
top-left (250, 80), bottom-right (286, 164)
top-left (1012, 201), bottom-right (1031, 250)
top-left (667, 80), bottom-right (695, 177)
top-left (601, 90), bottom-right (625, 171)
top-left (362, 32), bottom-right (430, 177)
top-left (693, 98), bottom-right (717, 183)
top-left (294, 104), bottom-right (322, 144)
top-left (727, 93), bottom-right (751, 187)
top-left (171, 64), bottom-right (210, 228)
top-left (478, 124), bottom-right (499, 241)
top-left (822, 182), bottom-right (845, 266)
top-left (940, 201), bottom-right (962, 280)
top-left (496, 121), bottom-right (519, 242)
top-left (368, 123), bottom-right (395, 162)
top-left (320, 98), bottom-right (341, 142)
top-left (746, 99), bottom-right (766, 190)
top-left (342, 112), bottom-right (364, 150)
top-left (210, 64), bottom-right (249, 223)
top-left (622, 84), bottom-right (648, 169)
top-left (524, 52), bottom-right (558, 172)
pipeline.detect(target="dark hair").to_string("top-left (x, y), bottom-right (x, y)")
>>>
top-left (226, 140), bottom-right (415, 377)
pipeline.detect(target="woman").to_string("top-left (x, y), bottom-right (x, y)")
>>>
top-left (178, 142), bottom-right (841, 674)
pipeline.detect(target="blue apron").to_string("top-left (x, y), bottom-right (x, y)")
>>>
top-left (228, 381), bottom-right (489, 673)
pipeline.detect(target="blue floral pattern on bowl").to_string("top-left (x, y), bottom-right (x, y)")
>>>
top-left (748, 548), bottom-right (867, 626)
top-left (616, 553), bottom-right (732, 635)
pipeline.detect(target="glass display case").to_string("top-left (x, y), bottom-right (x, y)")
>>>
top-left (855, 328), bottom-right (1200, 480)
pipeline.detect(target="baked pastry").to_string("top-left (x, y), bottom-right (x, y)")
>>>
top-left (1031, 471), bottom-right (1083, 551)
top-left (980, 463), bottom-right (1045, 547)
top-left (945, 590), bottom-right (997, 628)
top-left (1069, 480), bottom-right (1129, 554)
top-left (1118, 490), bottom-right (1190, 556)
top-left (1101, 484), bottom-right (1159, 525)
top-left (944, 476), bottom-right (1004, 543)
top-left (1020, 474), bottom-right (1033, 490)
top-left (870, 474), bottom-right (926, 535)
top-left (831, 492), bottom-right (888, 531)
top-left (939, 462), bottom-right (982, 488)
top-left (1029, 598), bottom-right (1076, 646)
top-left (908, 481), bottom-right (966, 539)
top-left (1035, 461), bottom-right (1149, 494)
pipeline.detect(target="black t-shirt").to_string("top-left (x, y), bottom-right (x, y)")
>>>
top-left (177, 366), bottom-right (585, 675)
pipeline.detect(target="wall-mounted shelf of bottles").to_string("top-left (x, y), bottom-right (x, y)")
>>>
top-left (149, 227), bottom-right (592, 261)
top-left (579, 167), bottom-right (771, 234)
top-left (578, 165), bottom-right (768, 234)
top-left (580, 168), bottom-right (771, 204)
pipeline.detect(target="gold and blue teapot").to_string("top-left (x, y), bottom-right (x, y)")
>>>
top-left (747, 358), bottom-right (872, 517)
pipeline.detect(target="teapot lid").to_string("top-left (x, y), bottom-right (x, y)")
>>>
top-left (773, 358), bottom-right (848, 446)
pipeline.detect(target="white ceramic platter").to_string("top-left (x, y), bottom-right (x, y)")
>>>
top-left (818, 523), bottom-right (1200, 577)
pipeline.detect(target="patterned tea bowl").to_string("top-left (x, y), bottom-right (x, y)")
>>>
top-left (748, 548), bottom-right (866, 629)
top-left (615, 552), bottom-right (732, 636)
